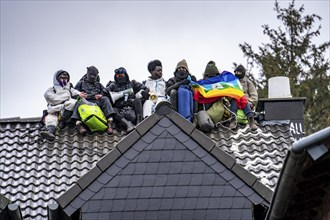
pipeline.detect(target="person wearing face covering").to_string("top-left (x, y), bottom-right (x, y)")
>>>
top-left (106, 67), bottom-right (145, 133)
top-left (229, 64), bottom-right (258, 130)
top-left (72, 66), bottom-right (116, 135)
top-left (141, 60), bottom-right (168, 118)
top-left (165, 59), bottom-right (196, 112)
top-left (40, 70), bottom-right (84, 140)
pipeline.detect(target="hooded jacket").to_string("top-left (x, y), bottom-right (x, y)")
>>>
top-left (74, 74), bottom-right (108, 101)
top-left (44, 70), bottom-right (80, 106)
top-left (106, 69), bottom-right (145, 107)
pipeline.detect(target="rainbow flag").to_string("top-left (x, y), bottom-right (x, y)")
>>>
top-left (190, 71), bottom-right (247, 108)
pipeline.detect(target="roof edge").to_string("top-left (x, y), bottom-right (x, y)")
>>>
top-left (0, 117), bottom-right (41, 123)
top-left (267, 126), bottom-right (330, 219)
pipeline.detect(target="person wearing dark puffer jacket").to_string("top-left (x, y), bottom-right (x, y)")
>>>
top-left (106, 67), bottom-right (145, 133)
top-left (71, 66), bottom-right (115, 135)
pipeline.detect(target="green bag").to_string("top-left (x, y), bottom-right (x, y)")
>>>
top-left (237, 109), bottom-right (248, 124)
top-left (78, 103), bottom-right (108, 132)
top-left (207, 100), bottom-right (225, 124)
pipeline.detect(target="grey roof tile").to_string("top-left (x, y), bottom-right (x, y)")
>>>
top-left (134, 210), bottom-right (147, 219)
top-left (57, 184), bottom-right (82, 208)
top-left (127, 187), bottom-right (141, 199)
top-left (63, 204), bottom-right (78, 217)
top-left (191, 129), bottom-right (215, 152)
top-left (154, 174), bottom-right (167, 186)
top-left (77, 165), bottom-right (102, 190)
top-left (140, 132), bottom-right (158, 144)
top-left (116, 130), bottom-right (140, 153)
top-left (105, 163), bottom-right (121, 177)
top-left (211, 145), bottom-right (236, 169)
top-left (114, 155), bottom-right (130, 169)
top-left (252, 180), bottom-right (273, 202)
top-left (107, 211), bottom-right (123, 219)
top-left (135, 198), bottom-right (149, 211)
top-left (151, 186), bottom-right (164, 198)
top-left (132, 139), bottom-right (149, 152)
top-left (135, 113), bottom-right (162, 136)
top-left (231, 163), bottom-right (257, 187)
top-left (97, 170), bottom-right (113, 185)
top-left (167, 111), bottom-right (195, 135)
top-left (88, 179), bottom-right (105, 193)
top-left (96, 148), bottom-right (121, 172)
top-left (78, 187), bottom-right (95, 202)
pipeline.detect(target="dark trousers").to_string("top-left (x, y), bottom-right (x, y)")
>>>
top-left (230, 99), bottom-right (253, 118)
top-left (113, 98), bottom-right (143, 123)
top-left (72, 96), bottom-right (115, 120)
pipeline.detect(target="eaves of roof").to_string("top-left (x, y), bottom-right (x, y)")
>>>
top-left (267, 126), bottom-right (330, 220)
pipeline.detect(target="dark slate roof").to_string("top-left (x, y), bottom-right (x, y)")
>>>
top-left (267, 126), bottom-right (330, 220)
top-left (0, 105), bottom-right (294, 220)
top-left (57, 102), bottom-right (271, 219)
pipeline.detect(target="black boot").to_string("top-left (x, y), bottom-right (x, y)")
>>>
top-left (248, 116), bottom-right (258, 131)
top-left (76, 121), bottom-right (88, 135)
top-left (40, 125), bottom-right (56, 140)
top-left (136, 114), bottom-right (143, 125)
top-left (122, 118), bottom-right (135, 133)
top-left (58, 110), bottom-right (73, 129)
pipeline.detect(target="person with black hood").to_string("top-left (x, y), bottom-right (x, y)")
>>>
top-left (165, 59), bottom-right (196, 111)
top-left (40, 70), bottom-right (84, 140)
top-left (229, 64), bottom-right (258, 130)
top-left (106, 67), bottom-right (144, 133)
top-left (71, 66), bottom-right (115, 135)
top-left (141, 59), bottom-right (168, 118)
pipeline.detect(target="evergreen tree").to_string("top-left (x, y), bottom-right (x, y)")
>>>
top-left (239, 0), bottom-right (330, 135)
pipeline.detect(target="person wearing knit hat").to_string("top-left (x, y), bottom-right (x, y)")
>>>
top-left (229, 64), bottom-right (258, 131)
top-left (166, 59), bottom-right (196, 112)
top-left (234, 64), bottom-right (246, 79)
top-left (203, 61), bottom-right (220, 79)
top-left (142, 59), bottom-right (168, 118)
top-left (71, 66), bottom-right (116, 135)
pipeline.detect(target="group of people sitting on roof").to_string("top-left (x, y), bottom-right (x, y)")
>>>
top-left (40, 59), bottom-right (258, 140)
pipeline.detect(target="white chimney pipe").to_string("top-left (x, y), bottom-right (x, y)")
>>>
top-left (268, 76), bottom-right (292, 98)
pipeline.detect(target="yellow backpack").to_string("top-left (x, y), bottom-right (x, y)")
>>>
top-left (78, 103), bottom-right (108, 132)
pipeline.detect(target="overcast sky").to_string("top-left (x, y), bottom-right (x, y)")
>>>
top-left (1, 0), bottom-right (329, 119)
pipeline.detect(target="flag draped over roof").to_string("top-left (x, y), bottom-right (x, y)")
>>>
top-left (190, 71), bottom-right (248, 108)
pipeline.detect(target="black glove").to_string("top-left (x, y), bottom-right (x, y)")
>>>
top-left (141, 89), bottom-right (150, 99)
top-left (181, 79), bottom-right (190, 85)
top-left (123, 99), bottom-right (133, 106)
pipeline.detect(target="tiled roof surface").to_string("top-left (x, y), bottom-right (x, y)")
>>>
top-left (0, 120), bottom-right (121, 220)
top-left (208, 123), bottom-right (294, 190)
top-left (0, 110), bottom-right (294, 219)
top-left (58, 108), bottom-right (270, 219)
